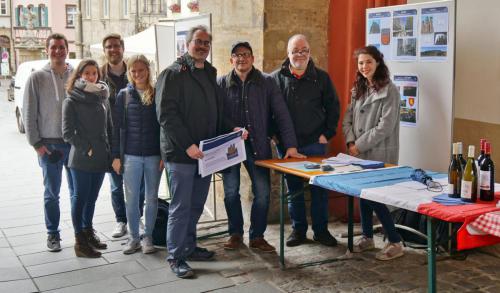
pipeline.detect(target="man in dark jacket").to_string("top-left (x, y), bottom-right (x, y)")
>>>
top-left (271, 34), bottom-right (341, 248)
top-left (218, 41), bottom-right (304, 253)
top-left (156, 25), bottom-right (234, 279)
top-left (100, 33), bottom-right (144, 238)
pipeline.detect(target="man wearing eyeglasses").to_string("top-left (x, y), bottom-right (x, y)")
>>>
top-left (217, 41), bottom-right (304, 253)
top-left (156, 25), bottom-right (234, 279)
top-left (100, 33), bottom-right (145, 239)
top-left (271, 34), bottom-right (340, 248)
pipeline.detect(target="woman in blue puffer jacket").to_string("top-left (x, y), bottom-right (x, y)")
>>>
top-left (111, 55), bottom-right (163, 255)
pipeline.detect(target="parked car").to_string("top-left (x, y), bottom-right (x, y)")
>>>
top-left (14, 59), bottom-right (81, 133)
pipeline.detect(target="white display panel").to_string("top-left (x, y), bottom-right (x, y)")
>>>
top-left (366, 0), bottom-right (455, 172)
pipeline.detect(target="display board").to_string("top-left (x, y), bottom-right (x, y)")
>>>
top-left (156, 14), bottom-right (212, 74)
top-left (366, 0), bottom-right (455, 172)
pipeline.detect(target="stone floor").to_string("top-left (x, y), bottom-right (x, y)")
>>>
top-left (1, 84), bottom-right (500, 292)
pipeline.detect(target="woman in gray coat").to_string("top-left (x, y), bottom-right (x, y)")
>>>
top-left (63, 59), bottom-right (112, 258)
top-left (342, 45), bottom-right (403, 261)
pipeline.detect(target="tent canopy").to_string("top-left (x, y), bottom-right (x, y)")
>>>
top-left (90, 26), bottom-right (156, 57)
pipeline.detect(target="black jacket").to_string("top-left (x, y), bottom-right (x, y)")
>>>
top-left (101, 62), bottom-right (128, 116)
top-left (62, 80), bottom-right (112, 172)
top-left (271, 59), bottom-right (340, 147)
top-left (112, 84), bottom-right (161, 159)
top-left (218, 68), bottom-right (297, 160)
top-left (155, 53), bottom-right (233, 164)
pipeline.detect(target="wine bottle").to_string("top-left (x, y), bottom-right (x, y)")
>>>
top-left (456, 142), bottom-right (467, 169)
top-left (477, 139), bottom-right (486, 169)
top-left (448, 143), bottom-right (462, 198)
top-left (479, 142), bottom-right (495, 201)
top-left (461, 145), bottom-right (477, 202)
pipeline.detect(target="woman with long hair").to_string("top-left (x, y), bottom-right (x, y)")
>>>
top-left (342, 45), bottom-right (404, 261)
top-left (63, 59), bottom-right (111, 258)
top-left (111, 54), bottom-right (162, 254)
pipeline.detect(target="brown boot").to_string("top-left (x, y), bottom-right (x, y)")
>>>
top-left (83, 227), bottom-right (108, 249)
top-left (249, 237), bottom-right (276, 253)
top-left (223, 234), bottom-right (243, 250)
top-left (75, 232), bottom-right (101, 258)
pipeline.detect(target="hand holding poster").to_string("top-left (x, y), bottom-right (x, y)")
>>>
top-left (198, 129), bottom-right (246, 178)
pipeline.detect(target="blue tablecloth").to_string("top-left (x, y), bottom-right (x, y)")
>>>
top-left (310, 166), bottom-right (446, 196)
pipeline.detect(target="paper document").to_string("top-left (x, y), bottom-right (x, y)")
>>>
top-left (198, 129), bottom-right (246, 178)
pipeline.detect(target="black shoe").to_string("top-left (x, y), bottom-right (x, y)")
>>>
top-left (169, 259), bottom-right (194, 278)
top-left (47, 234), bottom-right (61, 252)
top-left (313, 231), bottom-right (338, 247)
top-left (286, 230), bottom-right (306, 247)
top-left (186, 247), bottom-right (215, 261)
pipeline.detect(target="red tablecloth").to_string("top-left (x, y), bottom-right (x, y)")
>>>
top-left (417, 195), bottom-right (500, 250)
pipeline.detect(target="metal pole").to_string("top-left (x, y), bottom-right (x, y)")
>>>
top-left (348, 196), bottom-right (354, 252)
top-left (427, 216), bottom-right (437, 293)
top-left (280, 173), bottom-right (285, 269)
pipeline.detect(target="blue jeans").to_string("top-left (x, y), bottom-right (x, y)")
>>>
top-left (109, 170), bottom-right (145, 223)
top-left (223, 149), bottom-right (270, 240)
top-left (69, 168), bottom-right (105, 234)
top-left (282, 143), bottom-right (329, 235)
top-left (37, 143), bottom-right (74, 236)
top-left (166, 162), bottom-right (211, 261)
top-left (360, 198), bottom-right (401, 243)
top-left (123, 155), bottom-right (162, 240)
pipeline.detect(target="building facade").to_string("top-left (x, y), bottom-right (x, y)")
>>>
top-left (80, 0), bottom-right (176, 59)
top-left (12, 0), bottom-right (77, 68)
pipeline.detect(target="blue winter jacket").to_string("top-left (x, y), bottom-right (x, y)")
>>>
top-left (218, 68), bottom-right (297, 160)
top-left (112, 84), bottom-right (161, 158)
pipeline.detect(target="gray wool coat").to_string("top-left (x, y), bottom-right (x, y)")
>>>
top-left (342, 81), bottom-right (400, 165)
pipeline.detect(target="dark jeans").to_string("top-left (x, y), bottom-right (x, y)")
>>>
top-left (223, 148), bottom-right (271, 240)
top-left (37, 143), bottom-right (74, 236)
top-left (360, 198), bottom-right (401, 243)
top-left (281, 143), bottom-right (329, 235)
top-left (70, 168), bottom-right (105, 234)
top-left (109, 171), bottom-right (145, 223)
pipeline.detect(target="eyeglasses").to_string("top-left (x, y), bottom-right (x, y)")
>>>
top-left (104, 44), bottom-right (122, 50)
top-left (231, 52), bottom-right (252, 59)
top-left (290, 49), bottom-right (310, 56)
top-left (192, 39), bottom-right (211, 47)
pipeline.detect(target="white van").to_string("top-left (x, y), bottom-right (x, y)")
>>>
top-left (14, 59), bottom-right (81, 133)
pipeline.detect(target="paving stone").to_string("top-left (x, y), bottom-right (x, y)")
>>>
top-left (33, 260), bottom-right (145, 291)
top-left (102, 249), bottom-right (168, 270)
top-left (0, 237), bottom-right (9, 248)
top-left (19, 247), bottom-right (80, 267)
top-left (230, 274), bottom-right (251, 285)
top-left (126, 272), bottom-right (234, 293)
top-left (220, 268), bottom-right (245, 278)
top-left (0, 255), bottom-right (23, 268)
top-left (0, 266), bottom-right (30, 281)
top-left (0, 279), bottom-right (38, 293)
top-left (26, 257), bottom-right (108, 277)
top-left (213, 281), bottom-right (281, 292)
top-left (125, 267), bottom-right (177, 288)
top-left (44, 276), bottom-right (134, 293)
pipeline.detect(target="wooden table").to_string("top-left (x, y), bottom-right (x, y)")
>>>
top-left (255, 157), bottom-right (357, 269)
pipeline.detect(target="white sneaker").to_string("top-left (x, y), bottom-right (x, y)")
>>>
top-left (112, 222), bottom-right (127, 238)
top-left (123, 239), bottom-right (141, 254)
top-left (375, 242), bottom-right (404, 261)
top-left (352, 236), bottom-right (375, 253)
top-left (141, 236), bottom-right (156, 254)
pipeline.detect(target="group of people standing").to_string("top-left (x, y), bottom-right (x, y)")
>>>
top-left (23, 25), bottom-right (403, 279)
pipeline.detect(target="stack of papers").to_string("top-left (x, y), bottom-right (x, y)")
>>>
top-left (198, 129), bottom-right (246, 178)
top-left (322, 153), bottom-right (385, 169)
top-left (432, 193), bottom-right (473, 205)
